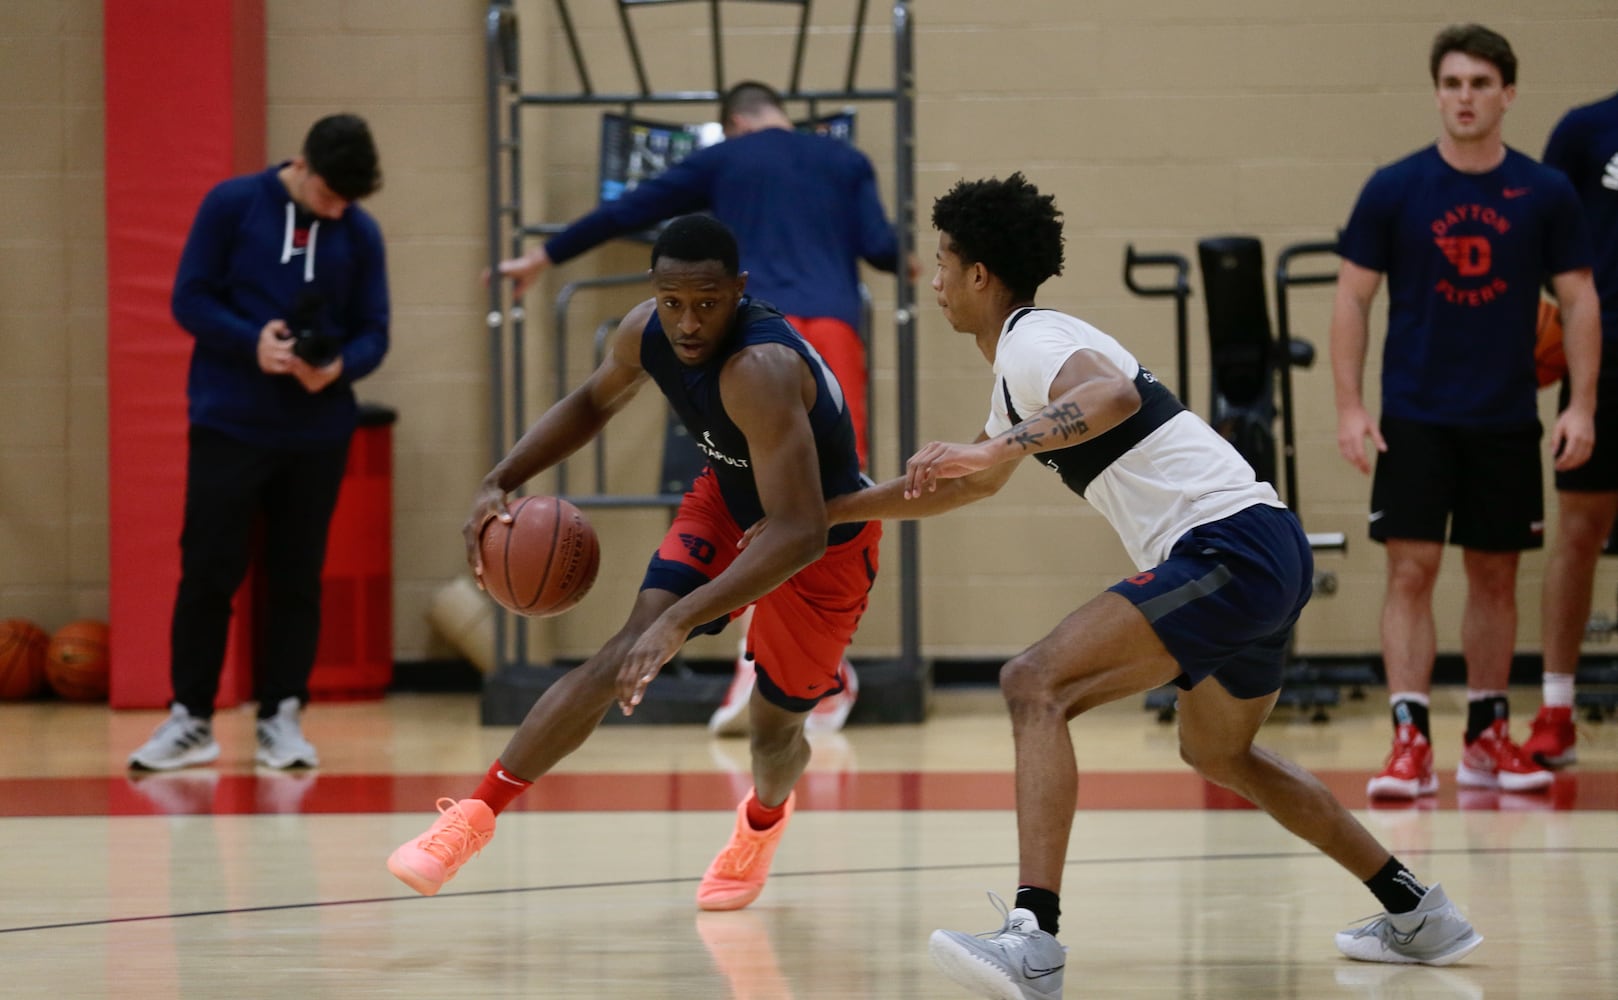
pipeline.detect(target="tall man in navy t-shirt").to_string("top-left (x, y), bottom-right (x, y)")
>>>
top-left (1330, 24), bottom-right (1602, 801)
top-left (1531, 89), bottom-right (1618, 769)
top-left (498, 80), bottom-right (910, 737)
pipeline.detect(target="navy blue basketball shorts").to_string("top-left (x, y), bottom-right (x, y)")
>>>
top-left (1108, 503), bottom-right (1313, 700)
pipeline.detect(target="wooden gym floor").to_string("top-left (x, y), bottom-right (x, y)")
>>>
top-left (0, 683), bottom-right (1614, 999)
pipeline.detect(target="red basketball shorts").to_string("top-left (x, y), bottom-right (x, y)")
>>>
top-left (786, 315), bottom-right (868, 468)
top-left (644, 469), bottom-right (881, 710)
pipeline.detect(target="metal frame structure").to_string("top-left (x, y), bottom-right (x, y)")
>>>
top-left (479, 0), bottom-right (923, 723)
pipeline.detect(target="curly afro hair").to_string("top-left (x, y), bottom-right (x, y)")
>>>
top-left (931, 173), bottom-right (1064, 302)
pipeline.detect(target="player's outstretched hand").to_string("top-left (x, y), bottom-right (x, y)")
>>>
top-left (904, 440), bottom-right (994, 498)
top-left (486, 247), bottom-right (552, 300)
top-left (617, 615), bottom-right (686, 715)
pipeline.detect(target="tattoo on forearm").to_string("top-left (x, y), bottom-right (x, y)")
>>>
top-left (1001, 402), bottom-right (1090, 454)
top-left (1010, 427), bottom-right (1045, 450)
top-left (1044, 402), bottom-right (1090, 440)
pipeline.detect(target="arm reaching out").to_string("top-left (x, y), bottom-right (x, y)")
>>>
top-left (462, 303), bottom-right (653, 583)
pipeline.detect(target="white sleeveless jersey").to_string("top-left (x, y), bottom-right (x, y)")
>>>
top-left (985, 308), bottom-right (1283, 571)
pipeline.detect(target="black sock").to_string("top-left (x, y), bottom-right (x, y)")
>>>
top-left (1465, 695), bottom-right (1508, 744)
top-left (1391, 698), bottom-right (1430, 743)
top-left (1014, 885), bottom-right (1061, 936)
top-left (1366, 856), bottom-right (1428, 914)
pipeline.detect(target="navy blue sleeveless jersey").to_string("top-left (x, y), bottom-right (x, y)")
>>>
top-left (1544, 91), bottom-right (1618, 364)
top-left (641, 297), bottom-right (865, 539)
top-left (1338, 145), bottom-right (1592, 428)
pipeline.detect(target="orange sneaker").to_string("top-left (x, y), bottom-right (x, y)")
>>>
top-left (1521, 705), bottom-right (1577, 768)
top-left (697, 790), bottom-right (794, 911)
top-left (387, 797), bottom-right (496, 896)
top-left (1366, 724), bottom-right (1437, 800)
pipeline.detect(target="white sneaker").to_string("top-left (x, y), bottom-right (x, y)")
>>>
top-left (1336, 884), bottom-right (1483, 966)
top-left (708, 654), bottom-right (756, 737)
top-left (127, 704), bottom-right (220, 771)
top-left (805, 659), bottom-right (859, 733)
top-left (930, 893), bottom-right (1066, 1000)
top-left (255, 697), bottom-right (319, 769)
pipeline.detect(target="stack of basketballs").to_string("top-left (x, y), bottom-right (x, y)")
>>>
top-left (0, 618), bottom-right (111, 702)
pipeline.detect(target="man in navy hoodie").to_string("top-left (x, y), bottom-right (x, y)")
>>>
top-left (128, 113), bottom-right (389, 772)
top-left (498, 80), bottom-right (910, 738)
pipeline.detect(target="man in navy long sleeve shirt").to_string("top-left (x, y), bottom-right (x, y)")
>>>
top-left (500, 81), bottom-right (909, 737)
top-left (128, 114), bottom-right (390, 774)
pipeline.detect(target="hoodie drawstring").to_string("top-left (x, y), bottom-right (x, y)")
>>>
top-left (280, 201), bottom-right (319, 282)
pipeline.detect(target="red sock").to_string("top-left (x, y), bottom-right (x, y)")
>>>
top-left (746, 793), bottom-right (787, 831)
top-left (471, 759), bottom-right (532, 815)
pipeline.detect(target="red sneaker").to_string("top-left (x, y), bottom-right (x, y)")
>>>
top-left (697, 790), bottom-right (794, 911)
top-left (1366, 724), bottom-right (1437, 799)
top-left (1521, 705), bottom-right (1577, 768)
top-left (1456, 720), bottom-right (1553, 792)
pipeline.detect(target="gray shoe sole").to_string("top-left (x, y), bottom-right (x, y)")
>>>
top-left (929, 930), bottom-right (1036, 1000)
top-left (255, 745), bottom-right (319, 769)
top-left (1335, 927), bottom-right (1484, 966)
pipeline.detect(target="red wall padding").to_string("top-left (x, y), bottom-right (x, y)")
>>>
top-left (104, 1), bottom-right (265, 709)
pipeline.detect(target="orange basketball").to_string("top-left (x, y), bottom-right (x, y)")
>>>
top-left (1536, 294), bottom-right (1566, 388)
top-left (478, 496), bottom-right (601, 617)
top-left (45, 620), bottom-right (111, 702)
top-left (0, 619), bottom-right (51, 700)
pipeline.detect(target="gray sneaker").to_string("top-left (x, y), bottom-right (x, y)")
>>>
top-left (255, 697), bottom-right (319, 769)
top-left (128, 704), bottom-right (220, 771)
top-left (929, 893), bottom-right (1066, 1000)
top-left (1336, 884), bottom-right (1483, 966)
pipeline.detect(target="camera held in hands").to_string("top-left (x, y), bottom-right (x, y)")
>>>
top-left (281, 290), bottom-right (341, 367)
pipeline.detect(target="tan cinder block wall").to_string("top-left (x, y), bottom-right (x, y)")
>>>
top-left (5, 2), bottom-right (1616, 667)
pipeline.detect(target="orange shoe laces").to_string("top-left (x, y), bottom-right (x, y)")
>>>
top-left (420, 797), bottom-right (492, 865)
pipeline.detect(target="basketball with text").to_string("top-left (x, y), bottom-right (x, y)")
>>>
top-left (478, 496), bottom-right (601, 617)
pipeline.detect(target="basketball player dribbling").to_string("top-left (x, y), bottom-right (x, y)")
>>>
top-left (387, 215), bottom-right (880, 916)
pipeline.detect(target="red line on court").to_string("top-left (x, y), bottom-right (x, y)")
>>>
top-left (0, 770), bottom-right (1610, 817)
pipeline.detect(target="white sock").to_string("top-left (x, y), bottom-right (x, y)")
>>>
top-left (1543, 672), bottom-right (1575, 709)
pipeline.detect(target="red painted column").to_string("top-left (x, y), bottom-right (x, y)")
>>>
top-left (104, 0), bottom-right (265, 709)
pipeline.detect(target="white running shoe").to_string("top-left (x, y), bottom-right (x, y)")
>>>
top-left (127, 704), bottom-right (220, 771)
top-left (1336, 884), bottom-right (1483, 966)
top-left (708, 654), bottom-right (756, 738)
top-left (930, 893), bottom-right (1066, 1000)
top-left (806, 658), bottom-right (859, 733)
top-left (255, 696), bottom-right (319, 769)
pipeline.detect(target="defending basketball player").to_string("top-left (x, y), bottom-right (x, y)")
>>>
top-left (388, 215), bottom-right (880, 911)
top-left (783, 174), bottom-right (1481, 998)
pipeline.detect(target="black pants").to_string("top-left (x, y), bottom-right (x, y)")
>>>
top-left (170, 425), bottom-right (350, 719)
